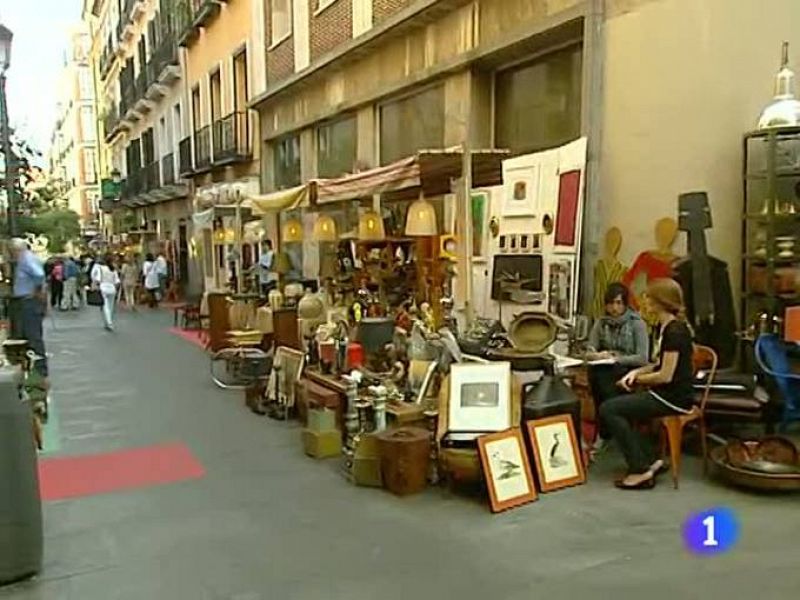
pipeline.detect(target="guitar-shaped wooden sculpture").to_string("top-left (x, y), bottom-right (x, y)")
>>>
top-left (674, 192), bottom-right (737, 368)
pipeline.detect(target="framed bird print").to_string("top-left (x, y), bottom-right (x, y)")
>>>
top-left (526, 415), bottom-right (586, 493)
top-left (478, 428), bottom-right (538, 513)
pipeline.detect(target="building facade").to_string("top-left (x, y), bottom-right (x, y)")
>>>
top-left (79, 0), bottom-right (800, 304)
top-left (87, 0), bottom-right (194, 289)
top-left (49, 24), bottom-right (101, 237)
top-left (252, 0), bottom-right (800, 308)
top-left (177, 0), bottom-right (267, 291)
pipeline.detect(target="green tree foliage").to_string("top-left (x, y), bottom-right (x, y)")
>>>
top-left (2, 133), bottom-right (82, 253)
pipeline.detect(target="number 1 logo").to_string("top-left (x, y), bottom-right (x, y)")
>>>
top-left (684, 508), bottom-right (739, 555)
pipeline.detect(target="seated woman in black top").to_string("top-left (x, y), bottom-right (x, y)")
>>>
top-left (599, 278), bottom-right (695, 490)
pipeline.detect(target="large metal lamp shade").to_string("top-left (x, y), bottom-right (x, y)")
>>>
top-left (405, 195), bottom-right (438, 236)
top-left (358, 210), bottom-right (385, 241)
top-left (282, 218), bottom-right (303, 243)
top-left (313, 214), bottom-right (337, 242)
top-left (0, 24), bottom-right (12, 72)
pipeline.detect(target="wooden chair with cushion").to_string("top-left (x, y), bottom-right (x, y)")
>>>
top-left (658, 344), bottom-right (718, 489)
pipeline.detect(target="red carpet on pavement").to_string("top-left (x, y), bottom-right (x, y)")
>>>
top-left (38, 442), bottom-right (206, 501)
top-left (168, 326), bottom-right (207, 350)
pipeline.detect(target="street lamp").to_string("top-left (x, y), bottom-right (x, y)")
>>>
top-left (0, 23), bottom-right (12, 72)
top-left (0, 22), bottom-right (15, 237)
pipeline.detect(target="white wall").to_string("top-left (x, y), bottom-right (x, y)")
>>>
top-left (601, 0), bottom-right (800, 298)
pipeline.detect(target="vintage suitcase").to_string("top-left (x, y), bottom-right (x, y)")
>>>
top-left (376, 427), bottom-right (430, 496)
top-left (302, 429), bottom-right (342, 459)
top-left (297, 379), bottom-right (343, 428)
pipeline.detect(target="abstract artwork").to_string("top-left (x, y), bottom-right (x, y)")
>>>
top-left (478, 428), bottom-right (537, 513)
top-left (526, 415), bottom-right (586, 493)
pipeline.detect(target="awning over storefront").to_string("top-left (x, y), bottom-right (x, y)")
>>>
top-left (192, 204), bottom-right (256, 230)
top-left (315, 148), bottom-right (509, 205)
top-left (248, 184), bottom-right (311, 215)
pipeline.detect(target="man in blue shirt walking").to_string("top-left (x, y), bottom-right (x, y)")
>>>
top-left (9, 238), bottom-right (48, 378)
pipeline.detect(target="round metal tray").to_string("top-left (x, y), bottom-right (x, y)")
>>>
top-left (710, 446), bottom-right (800, 492)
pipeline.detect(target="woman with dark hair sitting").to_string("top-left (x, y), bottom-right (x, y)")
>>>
top-left (586, 282), bottom-right (649, 454)
top-left (599, 278), bottom-right (696, 490)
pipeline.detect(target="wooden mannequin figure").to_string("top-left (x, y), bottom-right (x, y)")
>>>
top-left (591, 227), bottom-right (628, 318)
top-left (622, 217), bottom-right (680, 313)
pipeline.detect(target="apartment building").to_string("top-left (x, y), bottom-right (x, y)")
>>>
top-left (250, 0), bottom-right (800, 302)
top-left (49, 24), bottom-right (101, 237)
top-left (88, 0), bottom-right (192, 287)
top-left (175, 0), bottom-right (266, 290)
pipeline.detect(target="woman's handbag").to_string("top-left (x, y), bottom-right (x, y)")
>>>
top-left (86, 287), bottom-right (103, 307)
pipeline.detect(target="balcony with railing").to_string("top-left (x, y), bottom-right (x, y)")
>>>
top-left (119, 64), bottom-right (137, 121)
top-left (212, 111), bottom-right (252, 166)
top-left (99, 37), bottom-right (117, 79)
top-left (194, 126), bottom-right (212, 171)
top-left (103, 105), bottom-right (125, 142)
top-left (179, 136), bottom-right (194, 177)
top-left (134, 67), bottom-right (152, 113)
top-left (176, 0), bottom-right (227, 47)
top-left (143, 161), bottom-right (160, 194)
top-left (161, 153), bottom-right (176, 186)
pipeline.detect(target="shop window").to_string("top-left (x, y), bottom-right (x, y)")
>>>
top-left (274, 134), bottom-right (301, 190)
top-left (494, 44), bottom-right (583, 154)
top-left (317, 115), bottom-right (356, 178)
top-left (270, 0), bottom-right (292, 45)
top-left (379, 85), bottom-right (445, 165)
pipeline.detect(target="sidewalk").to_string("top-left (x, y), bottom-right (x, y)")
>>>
top-left (3, 307), bottom-right (799, 599)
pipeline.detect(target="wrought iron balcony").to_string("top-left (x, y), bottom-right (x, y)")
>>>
top-left (179, 136), bottom-right (194, 177)
top-left (99, 37), bottom-right (117, 79)
top-left (194, 126), bottom-right (212, 171)
top-left (177, 0), bottom-right (226, 47)
top-left (103, 105), bottom-right (124, 142)
top-left (143, 161), bottom-right (160, 193)
top-left (212, 111), bottom-right (252, 165)
top-left (161, 153), bottom-right (176, 186)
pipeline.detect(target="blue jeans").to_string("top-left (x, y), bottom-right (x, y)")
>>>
top-left (10, 297), bottom-right (48, 377)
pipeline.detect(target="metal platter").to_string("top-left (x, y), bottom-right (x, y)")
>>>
top-left (710, 446), bottom-right (800, 492)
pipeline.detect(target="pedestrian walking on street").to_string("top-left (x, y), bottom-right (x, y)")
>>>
top-left (143, 253), bottom-right (160, 308)
top-left (92, 254), bottom-right (121, 331)
top-left (8, 238), bottom-right (48, 379)
top-left (120, 255), bottom-right (139, 311)
top-left (61, 256), bottom-right (81, 310)
top-left (80, 255), bottom-right (94, 307)
top-left (155, 250), bottom-right (169, 299)
top-left (49, 258), bottom-right (64, 310)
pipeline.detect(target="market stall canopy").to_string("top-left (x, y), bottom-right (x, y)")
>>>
top-left (315, 148), bottom-right (509, 205)
top-left (192, 204), bottom-right (255, 229)
top-left (249, 184), bottom-right (311, 215)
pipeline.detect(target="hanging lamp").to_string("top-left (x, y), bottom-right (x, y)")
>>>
top-left (358, 210), bottom-right (386, 241)
top-left (314, 214), bottom-right (338, 242)
top-left (405, 194), bottom-right (438, 236)
top-left (282, 218), bottom-right (303, 243)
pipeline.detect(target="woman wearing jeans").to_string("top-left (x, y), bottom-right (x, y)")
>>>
top-left (599, 278), bottom-right (695, 490)
top-left (92, 255), bottom-right (121, 331)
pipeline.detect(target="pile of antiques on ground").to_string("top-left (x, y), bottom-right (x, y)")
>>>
top-left (172, 47), bottom-right (800, 511)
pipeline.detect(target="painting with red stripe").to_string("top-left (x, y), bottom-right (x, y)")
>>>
top-left (682, 507), bottom-right (740, 555)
